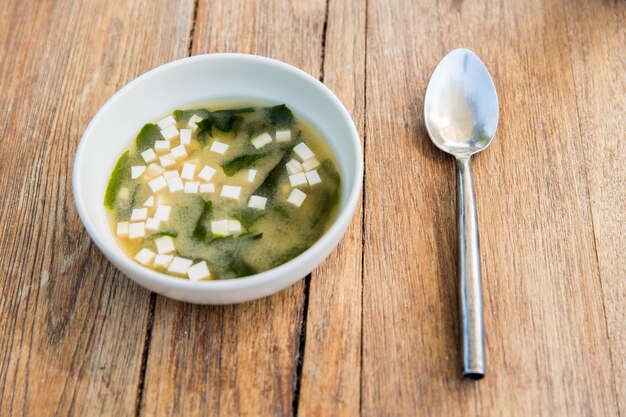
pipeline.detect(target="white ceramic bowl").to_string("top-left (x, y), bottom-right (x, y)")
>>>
top-left (73, 54), bottom-right (362, 304)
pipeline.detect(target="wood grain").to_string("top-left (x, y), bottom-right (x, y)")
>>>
top-left (139, 1), bottom-right (328, 416)
top-left (564, 0), bottom-right (626, 414)
top-left (362, 0), bottom-right (620, 415)
top-left (1, 0), bottom-right (624, 415)
top-left (296, 0), bottom-right (366, 415)
top-left (0, 0), bottom-right (194, 416)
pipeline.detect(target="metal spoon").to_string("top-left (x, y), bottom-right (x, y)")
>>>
top-left (424, 48), bottom-right (499, 380)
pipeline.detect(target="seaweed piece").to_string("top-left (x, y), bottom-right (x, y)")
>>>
top-left (155, 231), bottom-right (178, 238)
top-left (278, 141), bottom-right (297, 152)
top-left (221, 153), bottom-right (267, 177)
top-left (135, 123), bottom-right (162, 152)
top-left (254, 151), bottom-right (292, 198)
top-left (320, 159), bottom-right (341, 186)
top-left (192, 200), bottom-right (213, 241)
top-left (212, 111), bottom-right (240, 133)
top-left (206, 235), bottom-right (233, 245)
top-left (195, 108), bottom-right (254, 139)
top-left (238, 232), bottom-right (263, 240)
top-left (196, 118), bottom-right (215, 142)
top-left (213, 108), bottom-right (254, 132)
top-left (233, 208), bottom-right (266, 229)
top-left (270, 244), bottom-right (308, 269)
top-left (223, 251), bottom-right (257, 278)
top-left (309, 160), bottom-right (341, 229)
top-left (104, 151), bottom-right (130, 208)
top-left (265, 104), bottom-right (294, 126)
top-left (129, 184), bottom-right (141, 209)
top-left (246, 120), bottom-right (271, 140)
top-left (173, 108), bottom-right (210, 124)
top-left (143, 230), bottom-right (179, 244)
top-left (310, 191), bottom-right (336, 229)
top-left (229, 107), bottom-right (256, 113)
top-left (273, 205), bottom-right (291, 220)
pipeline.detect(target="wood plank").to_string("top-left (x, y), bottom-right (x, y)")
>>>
top-left (139, 1), bottom-right (327, 416)
top-left (563, 1), bottom-right (626, 414)
top-left (296, 0), bottom-right (366, 415)
top-left (192, 0), bottom-right (325, 77)
top-left (0, 0), bottom-right (194, 416)
top-left (362, 0), bottom-right (619, 415)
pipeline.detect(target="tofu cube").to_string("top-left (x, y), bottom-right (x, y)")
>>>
top-left (134, 248), bottom-right (155, 266)
top-left (155, 236), bottom-right (175, 254)
top-left (287, 189), bottom-right (307, 207)
top-left (220, 185), bottom-right (241, 200)
top-left (118, 187), bottom-right (129, 200)
top-left (157, 195), bottom-right (171, 205)
top-left (293, 142), bottom-right (315, 161)
top-left (160, 125), bottom-right (179, 141)
top-left (289, 172), bottom-right (307, 187)
top-left (247, 169), bottom-right (257, 182)
top-left (184, 181), bottom-right (200, 193)
top-left (286, 159), bottom-right (303, 175)
top-left (198, 165), bottom-right (216, 182)
top-left (199, 183), bottom-right (215, 193)
top-left (188, 114), bottom-right (202, 129)
top-left (146, 163), bottom-right (164, 177)
top-left (154, 140), bottom-right (170, 153)
top-left (302, 158), bottom-right (320, 171)
top-left (141, 148), bottom-right (157, 163)
top-left (153, 254), bottom-right (174, 269)
top-left (210, 141), bottom-right (229, 155)
top-left (211, 220), bottom-right (230, 236)
top-left (305, 169), bottom-right (322, 185)
top-left (131, 166), bottom-right (146, 179)
top-left (181, 162), bottom-right (196, 180)
top-left (154, 205), bottom-right (171, 221)
top-left (248, 195), bottom-right (267, 210)
top-left (157, 115), bottom-right (176, 129)
top-left (276, 129), bottom-right (291, 142)
top-left (117, 222), bottom-right (129, 237)
top-left (143, 196), bottom-right (154, 207)
top-left (159, 154), bottom-right (176, 168)
top-left (148, 176), bottom-right (167, 192)
top-left (167, 257), bottom-right (193, 275)
top-left (171, 144), bottom-right (187, 160)
top-left (166, 177), bottom-right (184, 193)
top-left (145, 217), bottom-right (160, 231)
top-left (130, 208), bottom-right (148, 221)
top-left (179, 129), bottom-right (192, 145)
top-left (128, 222), bottom-right (146, 239)
top-left (228, 220), bottom-right (242, 234)
top-left (187, 261), bottom-right (211, 281)
top-left (163, 170), bottom-right (179, 179)
top-left (251, 132), bottom-right (272, 149)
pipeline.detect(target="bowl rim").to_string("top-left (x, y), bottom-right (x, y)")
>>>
top-left (73, 53), bottom-right (363, 291)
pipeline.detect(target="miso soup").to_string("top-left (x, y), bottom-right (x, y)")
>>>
top-left (105, 101), bottom-right (341, 280)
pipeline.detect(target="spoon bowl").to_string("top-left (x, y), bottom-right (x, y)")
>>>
top-left (424, 48), bottom-right (499, 157)
top-left (423, 48), bottom-right (499, 380)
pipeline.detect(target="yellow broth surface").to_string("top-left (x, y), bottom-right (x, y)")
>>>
top-left (105, 101), bottom-right (341, 280)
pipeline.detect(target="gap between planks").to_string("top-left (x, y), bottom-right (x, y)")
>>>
top-left (131, 0), bottom-right (334, 415)
top-left (359, 1), bottom-right (369, 415)
top-left (187, 0), bottom-right (200, 56)
top-left (134, 293), bottom-right (157, 417)
top-left (133, 0), bottom-right (200, 415)
top-left (292, 0), bottom-right (331, 415)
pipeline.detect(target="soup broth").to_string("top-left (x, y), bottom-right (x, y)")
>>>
top-left (105, 101), bottom-right (341, 280)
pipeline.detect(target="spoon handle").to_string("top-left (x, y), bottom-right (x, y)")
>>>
top-left (456, 157), bottom-right (485, 380)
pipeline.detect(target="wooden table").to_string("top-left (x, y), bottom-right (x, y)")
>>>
top-left (1, 0), bottom-right (624, 415)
